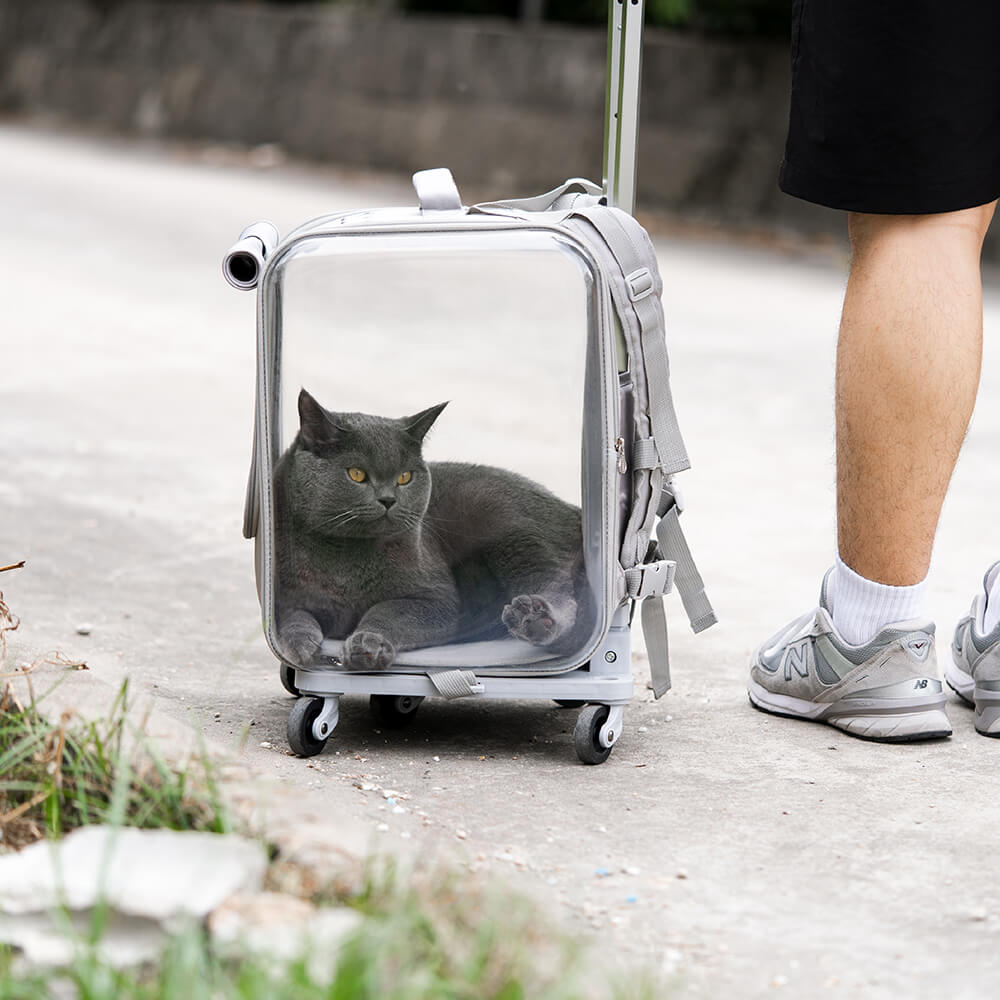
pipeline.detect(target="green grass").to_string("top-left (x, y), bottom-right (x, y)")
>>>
top-left (0, 862), bottom-right (661, 1000)
top-left (0, 674), bottom-right (230, 852)
top-left (0, 587), bottom-right (662, 1000)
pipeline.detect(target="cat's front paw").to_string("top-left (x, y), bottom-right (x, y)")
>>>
top-left (502, 595), bottom-right (562, 646)
top-left (278, 616), bottom-right (323, 666)
top-left (344, 630), bottom-right (396, 670)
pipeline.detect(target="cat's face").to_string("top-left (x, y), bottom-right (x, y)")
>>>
top-left (286, 389), bottom-right (446, 540)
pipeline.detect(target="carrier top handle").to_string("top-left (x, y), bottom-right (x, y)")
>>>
top-left (603, 0), bottom-right (645, 216)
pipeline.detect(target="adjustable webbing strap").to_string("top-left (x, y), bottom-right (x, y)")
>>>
top-left (656, 504), bottom-right (717, 634)
top-left (641, 596), bottom-right (672, 698)
top-left (472, 178), bottom-right (603, 217)
top-left (572, 207), bottom-right (690, 477)
top-left (631, 437), bottom-right (658, 470)
top-left (428, 669), bottom-right (483, 700)
top-left (631, 559), bottom-right (675, 698)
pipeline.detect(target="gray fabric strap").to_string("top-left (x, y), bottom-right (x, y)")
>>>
top-left (573, 207), bottom-right (690, 477)
top-left (471, 178), bottom-right (603, 217)
top-left (641, 596), bottom-right (671, 698)
top-left (656, 507), bottom-right (717, 634)
top-left (624, 559), bottom-right (675, 600)
top-left (631, 437), bottom-right (658, 470)
top-left (428, 669), bottom-right (482, 700)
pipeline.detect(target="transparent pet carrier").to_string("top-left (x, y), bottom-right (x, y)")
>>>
top-left (233, 196), bottom-right (636, 763)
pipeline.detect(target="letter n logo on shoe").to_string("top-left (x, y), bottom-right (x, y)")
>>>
top-left (783, 642), bottom-right (812, 680)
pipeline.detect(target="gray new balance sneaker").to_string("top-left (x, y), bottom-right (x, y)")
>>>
top-left (945, 561), bottom-right (1000, 737)
top-left (748, 571), bottom-right (951, 743)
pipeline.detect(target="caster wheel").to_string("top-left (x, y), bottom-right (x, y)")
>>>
top-left (554, 699), bottom-right (586, 709)
top-left (573, 704), bottom-right (614, 765)
top-left (287, 697), bottom-right (329, 757)
top-left (370, 694), bottom-right (423, 729)
top-left (279, 663), bottom-right (301, 697)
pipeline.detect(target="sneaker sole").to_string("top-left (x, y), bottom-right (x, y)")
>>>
top-left (747, 676), bottom-right (952, 743)
top-left (944, 657), bottom-right (1000, 737)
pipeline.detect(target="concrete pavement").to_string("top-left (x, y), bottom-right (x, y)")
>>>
top-left (3, 121), bottom-right (1000, 998)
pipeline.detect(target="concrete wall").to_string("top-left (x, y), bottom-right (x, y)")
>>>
top-left (0, 0), bottom-right (842, 238)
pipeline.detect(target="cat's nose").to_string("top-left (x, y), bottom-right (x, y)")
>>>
top-left (378, 497), bottom-right (396, 510)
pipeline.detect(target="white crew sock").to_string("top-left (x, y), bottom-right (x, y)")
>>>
top-left (828, 554), bottom-right (928, 645)
top-left (981, 564), bottom-right (1000, 636)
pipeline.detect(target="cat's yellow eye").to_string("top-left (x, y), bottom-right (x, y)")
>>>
top-left (348, 468), bottom-right (367, 483)
top-left (397, 471), bottom-right (412, 486)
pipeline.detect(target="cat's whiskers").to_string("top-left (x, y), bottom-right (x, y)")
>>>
top-left (316, 510), bottom-right (363, 531)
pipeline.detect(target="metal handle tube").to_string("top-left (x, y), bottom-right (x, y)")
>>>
top-left (222, 221), bottom-right (279, 291)
top-left (603, 0), bottom-right (645, 216)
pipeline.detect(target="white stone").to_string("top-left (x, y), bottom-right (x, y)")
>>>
top-left (0, 910), bottom-right (165, 968)
top-left (0, 826), bottom-right (267, 921)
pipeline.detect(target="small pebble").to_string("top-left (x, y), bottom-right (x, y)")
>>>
top-left (433, 756), bottom-right (441, 762)
top-left (76, 624), bottom-right (92, 636)
top-left (456, 829), bottom-right (467, 840)
top-left (392, 805), bottom-right (406, 815)
top-left (623, 866), bottom-right (641, 876)
top-left (376, 823), bottom-right (389, 833)
top-left (259, 741), bottom-right (272, 749)
top-left (676, 869), bottom-right (689, 880)
top-left (771, 975), bottom-right (788, 988)
top-left (638, 726), bottom-right (648, 733)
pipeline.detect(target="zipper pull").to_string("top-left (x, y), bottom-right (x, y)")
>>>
top-left (615, 437), bottom-right (628, 474)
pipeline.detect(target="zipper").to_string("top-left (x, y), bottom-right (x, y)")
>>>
top-left (615, 437), bottom-right (627, 474)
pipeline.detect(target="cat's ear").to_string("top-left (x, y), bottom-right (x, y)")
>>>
top-left (298, 389), bottom-right (337, 450)
top-left (403, 402), bottom-right (448, 443)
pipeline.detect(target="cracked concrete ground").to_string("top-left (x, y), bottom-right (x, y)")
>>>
top-left (4, 120), bottom-right (1000, 998)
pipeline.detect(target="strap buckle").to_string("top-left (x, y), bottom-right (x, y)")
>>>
top-left (625, 267), bottom-right (654, 301)
top-left (624, 559), bottom-right (676, 600)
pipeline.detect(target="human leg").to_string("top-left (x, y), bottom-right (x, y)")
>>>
top-left (748, 205), bottom-right (994, 741)
top-left (835, 205), bottom-right (994, 586)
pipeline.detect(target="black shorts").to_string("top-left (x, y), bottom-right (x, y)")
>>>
top-left (780, 1), bottom-right (1000, 215)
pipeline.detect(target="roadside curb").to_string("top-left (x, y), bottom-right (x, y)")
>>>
top-left (4, 662), bottom-right (372, 896)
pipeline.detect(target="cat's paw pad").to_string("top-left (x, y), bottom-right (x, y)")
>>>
top-left (278, 627), bottom-right (322, 666)
top-left (344, 630), bottom-right (396, 670)
top-left (502, 595), bottom-right (560, 645)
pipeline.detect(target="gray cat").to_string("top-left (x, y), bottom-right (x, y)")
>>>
top-left (273, 388), bottom-right (591, 670)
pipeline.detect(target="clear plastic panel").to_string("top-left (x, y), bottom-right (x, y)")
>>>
top-left (261, 228), bottom-right (608, 672)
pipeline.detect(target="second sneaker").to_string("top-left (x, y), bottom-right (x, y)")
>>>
top-left (946, 562), bottom-right (1000, 737)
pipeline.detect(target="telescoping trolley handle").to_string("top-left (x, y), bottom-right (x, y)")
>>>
top-left (603, 0), bottom-right (645, 216)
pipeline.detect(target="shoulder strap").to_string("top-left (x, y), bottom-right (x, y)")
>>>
top-left (471, 178), bottom-right (603, 218)
top-left (570, 206), bottom-right (690, 477)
